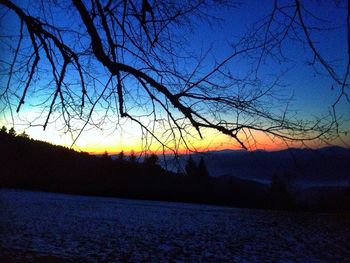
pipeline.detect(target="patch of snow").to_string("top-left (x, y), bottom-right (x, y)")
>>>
top-left (1, 189), bottom-right (349, 262)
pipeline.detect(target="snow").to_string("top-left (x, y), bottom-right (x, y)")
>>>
top-left (1, 189), bottom-right (349, 262)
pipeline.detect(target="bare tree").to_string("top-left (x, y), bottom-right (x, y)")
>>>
top-left (0, 0), bottom-right (348, 153)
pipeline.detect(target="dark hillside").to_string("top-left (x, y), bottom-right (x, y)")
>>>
top-left (0, 130), bottom-right (177, 199)
top-left (1, 129), bottom-right (349, 212)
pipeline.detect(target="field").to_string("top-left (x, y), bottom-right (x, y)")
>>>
top-left (1, 189), bottom-right (349, 262)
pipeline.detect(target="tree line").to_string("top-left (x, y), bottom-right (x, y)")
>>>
top-left (1, 127), bottom-right (349, 212)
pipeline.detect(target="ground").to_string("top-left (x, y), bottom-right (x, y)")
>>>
top-left (1, 189), bottom-right (349, 262)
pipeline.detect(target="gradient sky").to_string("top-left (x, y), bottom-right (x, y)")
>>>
top-left (0, 0), bottom-right (349, 154)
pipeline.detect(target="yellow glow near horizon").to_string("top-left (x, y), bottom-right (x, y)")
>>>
top-left (71, 128), bottom-right (332, 154)
top-left (1, 109), bottom-right (348, 154)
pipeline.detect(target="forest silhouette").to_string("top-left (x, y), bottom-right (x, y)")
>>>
top-left (1, 127), bottom-right (349, 212)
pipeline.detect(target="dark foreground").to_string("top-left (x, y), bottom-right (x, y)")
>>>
top-left (1, 189), bottom-right (349, 262)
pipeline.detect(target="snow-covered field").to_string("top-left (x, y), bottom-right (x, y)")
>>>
top-left (1, 189), bottom-right (349, 262)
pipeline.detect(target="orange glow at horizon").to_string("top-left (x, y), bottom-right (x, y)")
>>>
top-left (73, 129), bottom-right (326, 155)
top-left (1, 113), bottom-right (347, 155)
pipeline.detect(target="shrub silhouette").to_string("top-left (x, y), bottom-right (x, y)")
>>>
top-left (8, 127), bottom-right (16, 137)
top-left (185, 155), bottom-right (197, 178)
top-left (198, 157), bottom-right (209, 178)
top-left (270, 173), bottom-right (294, 209)
top-left (0, 126), bottom-right (7, 133)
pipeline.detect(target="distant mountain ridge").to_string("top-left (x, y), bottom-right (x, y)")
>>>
top-left (205, 145), bottom-right (350, 155)
top-left (159, 146), bottom-right (350, 186)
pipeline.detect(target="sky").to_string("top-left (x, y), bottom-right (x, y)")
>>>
top-left (0, 0), bottom-right (349, 154)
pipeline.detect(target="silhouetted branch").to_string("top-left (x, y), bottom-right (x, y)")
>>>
top-left (0, 0), bottom-right (347, 152)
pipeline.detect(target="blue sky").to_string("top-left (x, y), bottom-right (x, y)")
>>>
top-left (0, 0), bottom-right (349, 152)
